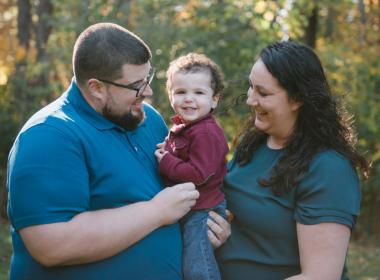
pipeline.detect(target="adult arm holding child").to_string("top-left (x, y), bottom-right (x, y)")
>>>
top-left (20, 182), bottom-right (198, 267)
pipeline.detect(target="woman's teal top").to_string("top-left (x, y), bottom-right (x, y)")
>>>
top-left (216, 144), bottom-right (360, 280)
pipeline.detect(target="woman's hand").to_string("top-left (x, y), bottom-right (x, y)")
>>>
top-left (207, 210), bottom-right (233, 249)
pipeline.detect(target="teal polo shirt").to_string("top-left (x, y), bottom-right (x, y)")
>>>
top-left (7, 79), bottom-right (182, 280)
top-left (216, 143), bottom-right (361, 280)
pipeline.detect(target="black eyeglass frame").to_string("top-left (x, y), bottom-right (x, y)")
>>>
top-left (97, 67), bottom-right (155, 98)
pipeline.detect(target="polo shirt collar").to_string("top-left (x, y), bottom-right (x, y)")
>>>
top-left (65, 77), bottom-right (120, 131)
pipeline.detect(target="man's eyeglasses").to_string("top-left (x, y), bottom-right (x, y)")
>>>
top-left (98, 68), bottom-right (155, 98)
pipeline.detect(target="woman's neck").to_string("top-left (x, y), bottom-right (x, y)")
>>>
top-left (267, 135), bottom-right (287, 149)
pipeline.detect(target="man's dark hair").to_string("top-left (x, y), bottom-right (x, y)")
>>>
top-left (73, 22), bottom-right (152, 85)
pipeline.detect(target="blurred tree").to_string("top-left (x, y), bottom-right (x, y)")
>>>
top-left (303, 4), bottom-right (318, 48)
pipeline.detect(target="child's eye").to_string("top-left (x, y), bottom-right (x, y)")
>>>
top-left (175, 90), bottom-right (185, 95)
top-left (195, 91), bottom-right (204, 95)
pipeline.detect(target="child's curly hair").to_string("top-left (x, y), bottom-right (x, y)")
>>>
top-left (166, 52), bottom-right (225, 96)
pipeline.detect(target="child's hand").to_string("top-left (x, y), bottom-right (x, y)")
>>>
top-left (156, 140), bottom-right (167, 150)
top-left (155, 147), bottom-right (168, 162)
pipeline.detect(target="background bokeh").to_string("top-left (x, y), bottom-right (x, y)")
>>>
top-left (1, 0), bottom-right (379, 278)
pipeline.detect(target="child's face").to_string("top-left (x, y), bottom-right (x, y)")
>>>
top-left (168, 71), bottom-right (219, 123)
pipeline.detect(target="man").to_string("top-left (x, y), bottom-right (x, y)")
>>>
top-left (6, 22), bottom-right (200, 280)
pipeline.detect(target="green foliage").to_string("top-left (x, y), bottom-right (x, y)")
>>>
top-left (0, 85), bottom-right (16, 167)
top-left (347, 241), bottom-right (380, 278)
top-left (320, 42), bottom-right (380, 236)
top-left (0, 221), bottom-right (12, 279)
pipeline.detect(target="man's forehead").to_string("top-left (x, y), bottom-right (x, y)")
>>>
top-left (120, 63), bottom-right (151, 82)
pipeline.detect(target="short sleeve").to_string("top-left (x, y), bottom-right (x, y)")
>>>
top-left (7, 123), bottom-right (89, 230)
top-left (294, 151), bottom-right (361, 229)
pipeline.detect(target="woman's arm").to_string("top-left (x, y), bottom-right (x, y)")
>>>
top-left (286, 222), bottom-right (350, 280)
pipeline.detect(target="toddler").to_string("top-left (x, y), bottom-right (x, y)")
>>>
top-left (155, 53), bottom-right (228, 280)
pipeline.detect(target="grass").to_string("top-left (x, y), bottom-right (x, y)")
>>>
top-left (1, 219), bottom-right (12, 280)
top-left (347, 240), bottom-right (380, 280)
top-left (1, 219), bottom-right (379, 279)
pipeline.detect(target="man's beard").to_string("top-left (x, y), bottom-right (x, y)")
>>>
top-left (103, 104), bottom-right (145, 131)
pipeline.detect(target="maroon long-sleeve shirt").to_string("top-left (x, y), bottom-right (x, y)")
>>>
top-left (159, 113), bottom-right (229, 210)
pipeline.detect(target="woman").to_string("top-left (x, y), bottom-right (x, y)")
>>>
top-left (209, 41), bottom-right (369, 279)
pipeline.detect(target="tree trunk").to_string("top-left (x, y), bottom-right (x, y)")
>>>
top-left (14, 0), bottom-right (32, 109)
top-left (358, 0), bottom-right (366, 45)
top-left (1, 172), bottom-right (9, 219)
top-left (114, 0), bottom-right (132, 28)
top-left (31, 0), bottom-right (53, 91)
top-left (15, 0), bottom-right (31, 89)
top-left (35, 0), bottom-right (53, 61)
top-left (378, 0), bottom-right (380, 43)
top-left (303, 6), bottom-right (318, 48)
top-left (17, 0), bottom-right (31, 50)
top-left (12, 0), bottom-right (54, 118)
top-left (324, 6), bottom-right (335, 40)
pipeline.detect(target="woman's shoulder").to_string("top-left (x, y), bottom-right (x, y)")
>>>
top-left (299, 149), bottom-right (360, 196)
top-left (296, 149), bottom-right (361, 227)
top-left (311, 149), bottom-right (355, 175)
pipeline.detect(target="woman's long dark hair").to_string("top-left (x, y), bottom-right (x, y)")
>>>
top-left (235, 41), bottom-right (369, 196)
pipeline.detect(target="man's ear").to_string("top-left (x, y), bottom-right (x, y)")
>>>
top-left (211, 94), bottom-right (220, 109)
top-left (87, 79), bottom-right (106, 101)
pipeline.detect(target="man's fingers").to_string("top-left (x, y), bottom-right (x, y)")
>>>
top-left (175, 182), bottom-right (196, 191)
top-left (171, 183), bottom-right (199, 200)
top-left (189, 190), bottom-right (200, 200)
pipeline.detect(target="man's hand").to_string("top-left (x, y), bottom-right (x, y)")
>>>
top-left (151, 182), bottom-right (199, 226)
